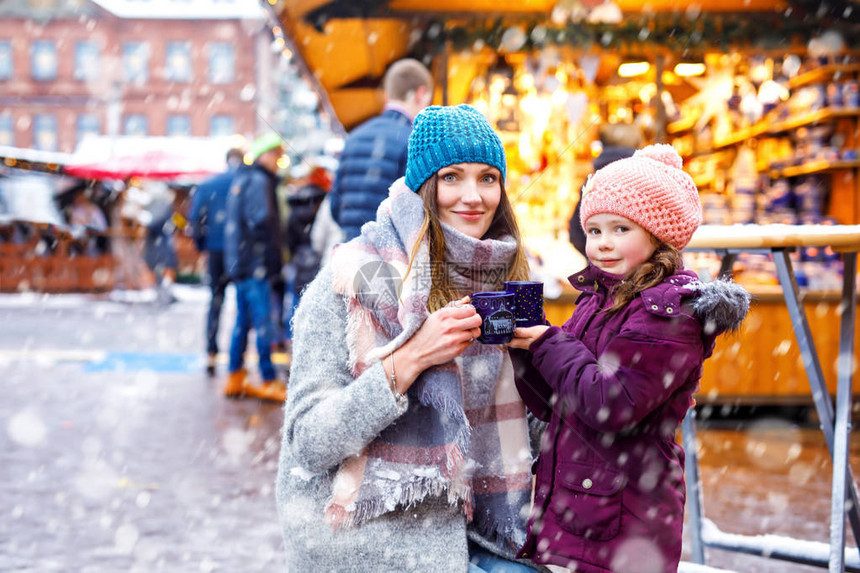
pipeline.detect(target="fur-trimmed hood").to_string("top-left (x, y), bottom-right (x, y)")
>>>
top-left (640, 272), bottom-right (750, 354)
top-left (690, 278), bottom-right (751, 337)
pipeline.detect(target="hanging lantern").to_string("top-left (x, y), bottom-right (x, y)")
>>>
top-left (498, 82), bottom-right (520, 132)
top-left (487, 57), bottom-right (520, 132)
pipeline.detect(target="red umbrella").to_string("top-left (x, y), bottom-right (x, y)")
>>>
top-left (64, 148), bottom-right (220, 180)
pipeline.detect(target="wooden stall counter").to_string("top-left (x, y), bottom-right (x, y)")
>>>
top-left (689, 223), bottom-right (860, 251)
top-left (687, 224), bottom-right (860, 407)
top-left (700, 286), bottom-right (860, 405)
top-left (681, 224), bottom-right (860, 571)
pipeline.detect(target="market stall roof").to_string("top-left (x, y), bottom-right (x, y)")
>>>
top-left (89, 0), bottom-right (265, 19)
top-left (64, 136), bottom-right (238, 181)
top-left (273, 0), bottom-right (857, 131)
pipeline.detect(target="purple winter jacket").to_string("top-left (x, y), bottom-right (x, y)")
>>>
top-left (513, 264), bottom-right (749, 573)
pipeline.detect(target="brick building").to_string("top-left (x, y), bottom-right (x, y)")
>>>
top-left (0, 0), bottom-right (274, 154)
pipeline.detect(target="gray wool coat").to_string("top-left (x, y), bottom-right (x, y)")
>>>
top-left (275, 266), bottom-right (545, 573)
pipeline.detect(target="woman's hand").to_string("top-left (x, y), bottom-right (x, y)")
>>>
top-left (507, 325), bottom-right (550, 351)
top-left (385, 296), bottom-right (482, 393)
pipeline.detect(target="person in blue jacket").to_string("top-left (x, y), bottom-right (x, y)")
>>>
top-left (329, 58), bottom-right (433, 240)
top-left (189, 147), bottom-right (244, 376)
top-left (223, 133), bottom-right (286, 402)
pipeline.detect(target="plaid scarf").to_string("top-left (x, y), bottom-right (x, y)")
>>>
top-left (326, 178), bottom-right (533, 549)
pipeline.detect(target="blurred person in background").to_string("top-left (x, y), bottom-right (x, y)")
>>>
top-left (568, 122), bottom-right (643, 257)
top-left (282, 164), bottom-right (330, 350)
top-left (66, 186), bottom-right (109, 255)
top-left (142, 184), bottom-right (189, 306)
top-left (223, 133), bottom-right (286, 402)
top-left (189, 147), bottom-right (244, 376)
top-left (329, 58), bottom-right (433, 240)
top-left (110, 183), bottom-right (153, 291)
top-left (309, 168), bottom-right (344, 268)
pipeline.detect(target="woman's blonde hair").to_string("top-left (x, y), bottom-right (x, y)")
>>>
top-left (405, 173), bottom-right (529, 312)
top-left (606, 242), bottom-right (683, 314)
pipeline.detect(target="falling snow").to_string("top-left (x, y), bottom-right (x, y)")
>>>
top-left (2, 2), bottom-right (860, 572)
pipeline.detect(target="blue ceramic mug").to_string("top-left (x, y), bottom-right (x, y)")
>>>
top-left (504, 281), bottom-right (544, 327)
top-left (470, 291), bottom-right (516, 344)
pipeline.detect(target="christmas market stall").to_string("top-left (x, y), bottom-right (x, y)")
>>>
top-left (0, 136), bottom-right (235, 293)
top-left (0, 145), bottom-right (113, 293)
top-left (271, 0), bottom-right (860, 407)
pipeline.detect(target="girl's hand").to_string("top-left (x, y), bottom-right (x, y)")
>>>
top-left (387, 296), bottom-right (482, 393)
top-left (507, 325), bottom-right (550, 351)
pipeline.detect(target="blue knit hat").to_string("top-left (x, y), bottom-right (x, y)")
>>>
top-left (404, 104), bottom-right (506, 192)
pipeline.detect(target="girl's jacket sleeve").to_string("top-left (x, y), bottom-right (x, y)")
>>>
top-left (527, 308), bottom-right (703, 434)
top-left (510, 348), bottom-right (553, 423)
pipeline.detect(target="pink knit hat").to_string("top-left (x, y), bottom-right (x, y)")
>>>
top-left (579, 143), bottom-right (702, 251)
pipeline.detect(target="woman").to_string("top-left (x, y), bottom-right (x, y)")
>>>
top-left (275, 104), bottom-right (546, 572)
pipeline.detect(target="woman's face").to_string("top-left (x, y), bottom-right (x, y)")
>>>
top-left (435, 163), bottom-right (502, 239)
top-left (584, 213), bottom-right (657, 276)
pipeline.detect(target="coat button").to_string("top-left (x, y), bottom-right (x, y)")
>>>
top-left (582, 478), bottom-right (593, 489)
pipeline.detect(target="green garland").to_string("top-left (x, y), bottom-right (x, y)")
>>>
top-left (423, 15), bottom-right (859, 55)
top-left (302, 0), bottom-right (860, 53)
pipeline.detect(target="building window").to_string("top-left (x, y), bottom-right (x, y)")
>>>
top-left (208, 42), bottom-right (234, 84)
top-left (0, 41), bottom-right (12, 80)
top-left (77, 114), bottom-right (100, 143)
top-left (209, 115), bottom-right (233, 136)
top-left (122, 42), bottom-right (150, 84)
top-left (31, 40), bottom-right (57, 81)
top-left (74, 40), bottom-right (100, 82)
top-left (0, 114), bottom-right (13, 146)
top-left (33, 114), bottom-right (57, 151)
top-left (167, 114), bottom-right (191, 136)
top-left (124, 114), bottom-right (148, 136)
top-left (165, 41), bottom-right (191, 82)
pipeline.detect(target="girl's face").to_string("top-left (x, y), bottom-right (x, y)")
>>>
top-left (436, 163), bottom-right (501, 239)
top-left (584, 213), bottom-right (657, 276)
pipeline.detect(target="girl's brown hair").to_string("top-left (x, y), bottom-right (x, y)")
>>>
top-left (606, 242), bottom-right (683, 314)
top-left (405, 173), bottom-right (530, 312)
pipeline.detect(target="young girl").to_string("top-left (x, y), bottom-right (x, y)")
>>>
top-left (508, 144), bottom-right (750, 573)
top-left (276, 105), bottom-right (545, 572)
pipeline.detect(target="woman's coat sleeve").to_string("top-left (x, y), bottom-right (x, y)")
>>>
top-left (282, 266), bottom-right (408, 473)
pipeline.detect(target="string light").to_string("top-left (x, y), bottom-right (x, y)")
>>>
top-left (618, 61), bottom-right (650, 78)
top-left (674, 62), bottom-right (706, 77)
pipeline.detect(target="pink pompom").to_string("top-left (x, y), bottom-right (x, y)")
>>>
top-left (634, 144), bottom-right (682, 169)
